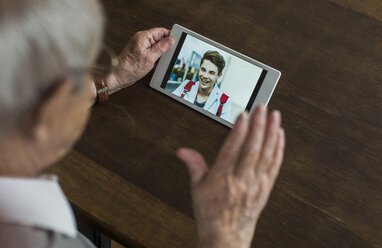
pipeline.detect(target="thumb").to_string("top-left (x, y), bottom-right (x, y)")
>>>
top-left (149, 37), bottom-right (174, 61)
top-left (177, 148), bottom-right (208, 187)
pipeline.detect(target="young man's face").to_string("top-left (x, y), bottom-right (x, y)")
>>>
top-left (198, 59), bottom-right (221, 90)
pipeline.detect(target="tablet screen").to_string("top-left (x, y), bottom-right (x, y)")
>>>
top-left (160, 32), bottom-right (267, 124)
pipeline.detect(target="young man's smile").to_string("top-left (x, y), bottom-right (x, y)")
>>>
top-left (198, 59), bottom-right (221, 91)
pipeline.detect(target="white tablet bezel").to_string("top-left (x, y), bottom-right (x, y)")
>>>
top-left (150, 24), bottom-right (281, 128)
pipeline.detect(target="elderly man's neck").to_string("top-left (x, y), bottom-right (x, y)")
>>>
top-left (0, 134), bottom-right (46, 178)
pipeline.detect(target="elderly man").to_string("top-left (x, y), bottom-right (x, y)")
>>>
top-left (0, 0), bottom-right (285, 247)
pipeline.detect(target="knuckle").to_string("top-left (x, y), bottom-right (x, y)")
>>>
top-left (239, 146), bottom-right (260, 167)
top-left (132, 33), bottom-right (140, 41)
top-left (255, 176), bottom-right (267, 194)
top-left (148, 56), bottom-right (157, 65)
top-left (248, 185), bottom-right (260, 201)
top-left (262, 149), bottom-right (273, 162)
top-left (247, 145), bottom-right (261, 159)
top-left (236, 180), bottom-right (248, 192)
top-left (257, 116), bottom-right (266, 128)
top-left (135, 32), bottom-right (145, 40)
top-left (260, 155), bottom-right (272, 168)
top-left (246, 169), bottom-right (255, 179)
top-left (237, 121), bottom-right (248, 134)
top-left (219, 144), bottom-right (237, 160)
top-left (142, 56), bottom-right (151, 64)
top-left (268, 165), bottom-right (279, 179)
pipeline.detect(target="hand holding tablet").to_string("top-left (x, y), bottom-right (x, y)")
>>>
top-left (104, 28), bottom-right (174, 94)
top-left (150, 24), bottom-right (281, 127)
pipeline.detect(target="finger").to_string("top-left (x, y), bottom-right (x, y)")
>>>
top-left (214, 112), bottom-right (249, 173)
top-left (256, 110), bottom-right (281, 175)
top-left (143, 27), bottom-right (171, 47)
top-left (134, 27), bottom-right (170, 49)
top-left (235, 104), bottom-right (267, 178)
top-left (149, 36), bottom-right (175, 62)
top-left (147, 27), bottom-right (171, 42)
top-left (267, 128), bottom-right (285, 181)
top-left (177, 148), bottom-right (208, 187)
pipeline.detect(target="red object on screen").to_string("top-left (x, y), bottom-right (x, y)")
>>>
top-left (180, 81), bottom-right (196, 98)
top-left (216, 93), bottom-right (229, 117)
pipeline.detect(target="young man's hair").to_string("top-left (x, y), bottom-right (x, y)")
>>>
top-left (201, 51), bottom-right (225, 74)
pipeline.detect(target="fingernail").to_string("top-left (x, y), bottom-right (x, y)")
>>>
top-left (255, 104), bottom-right (265, 116)
top-left (236, 111), bottom-right (248, 126)
top-left (168, 37), bottom-right (174, 45)
top-left (260, 104), bottom-right (265, 113)
top-left (263, 105), bottom-right (268, 115)
top-left (273, 110), bottom-right (281, 122)
top-left (240, 111), bottom-right (248, 122)
top-left (242, 111), bottom-right (249, 120)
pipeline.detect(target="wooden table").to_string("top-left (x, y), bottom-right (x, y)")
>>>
top-left (47, 0), bottom-right (382, 247)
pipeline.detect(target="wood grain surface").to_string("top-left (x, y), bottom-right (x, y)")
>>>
top-left (328, 0), bottom-right (382, 21)
top-left (49, 0), bottom-right (382, 247)
top-left (49, 151), bottom-right (197, 247)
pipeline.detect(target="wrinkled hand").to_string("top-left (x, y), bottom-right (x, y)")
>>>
top-left (106, 27), bottom-right (174, 94)
top-left (177, 105), bottom-right (285, 248)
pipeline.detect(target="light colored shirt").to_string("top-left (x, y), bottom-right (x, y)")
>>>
top-left (0, 175), bottom-right (77, 238)
top-left (0, 175), bottom-right (96, 247)
top-left (172, 80), bottom-right (232, 122)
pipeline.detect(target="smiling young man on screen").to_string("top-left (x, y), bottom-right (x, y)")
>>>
top-left (0, 0), bottom-right (285, 247)
top-left (173, 50), bottom-right (232, 121)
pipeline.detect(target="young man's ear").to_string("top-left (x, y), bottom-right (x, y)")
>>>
top-left (28, 80), bottom-right (74, 143)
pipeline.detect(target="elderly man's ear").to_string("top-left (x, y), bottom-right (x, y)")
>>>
top-left (27, 80), bottom-right (75, 144)
top-left (1, 79), bottom-right (92, 177)
top-left (25, 77), bottom-right (93, 162)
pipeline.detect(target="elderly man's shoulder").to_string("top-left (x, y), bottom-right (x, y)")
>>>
top-left (0, 224), bottom-right (95, 248)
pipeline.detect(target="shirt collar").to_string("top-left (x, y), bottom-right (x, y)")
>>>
top-left (204, 83), bottom-right (220, 110)
top-left (0, 175), bottom-right (77, 238)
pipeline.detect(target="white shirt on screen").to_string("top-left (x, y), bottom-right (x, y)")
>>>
top-left (172, 80), bottom-right (232, 122)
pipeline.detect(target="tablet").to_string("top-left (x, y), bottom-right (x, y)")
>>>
top-left (150, 24), bottom-right (281, 128)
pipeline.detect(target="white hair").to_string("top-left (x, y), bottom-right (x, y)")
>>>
top-left (0, 0), bottom-right (104, 138)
